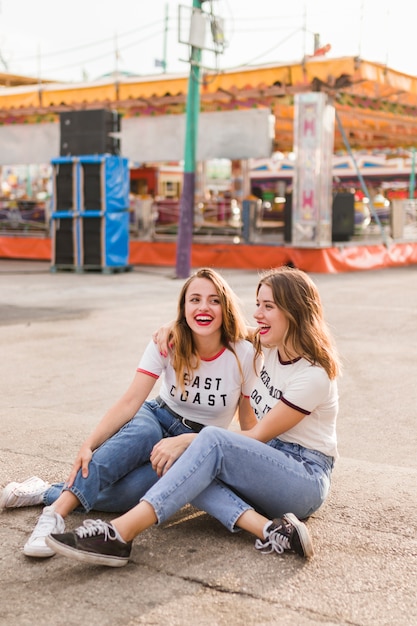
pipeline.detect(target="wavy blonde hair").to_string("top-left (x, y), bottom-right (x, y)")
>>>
top-left (170, 268), bottom-right (250, 389)
top-left (254, 266), bottom-right (340, 379)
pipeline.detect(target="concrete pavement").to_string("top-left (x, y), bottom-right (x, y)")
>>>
top-left (0, 259), bottom-right (416, 626)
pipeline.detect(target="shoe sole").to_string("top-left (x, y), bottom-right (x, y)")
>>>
top-left (23, 545), bottom-right (56, 558)
top-left (283, 513), bottom-right (315, 558)
top-left (45, 535), bottom-right (129, 568)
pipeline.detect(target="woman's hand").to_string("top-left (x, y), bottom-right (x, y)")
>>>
top-left (152, 321), bottom-right (175, 357)
top-left (66, 443), bottom-right (94, 487)
top-left (150, 434), bottom-right (196, 477)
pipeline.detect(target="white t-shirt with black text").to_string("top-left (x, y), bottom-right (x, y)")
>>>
top-left (250, 347), bottom-right (338, 458)
top-left (137, 339), bottom-right (259, 429)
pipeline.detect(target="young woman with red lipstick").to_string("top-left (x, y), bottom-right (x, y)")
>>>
top-left (2, 268), bottom-right (260, 559)
top-left (44, 266), bottom-right (340, 566)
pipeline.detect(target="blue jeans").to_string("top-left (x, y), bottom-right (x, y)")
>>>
top-left (43, 400), bottom-right (199, 513)
top-left (142, 426), bottom-right (334, 532)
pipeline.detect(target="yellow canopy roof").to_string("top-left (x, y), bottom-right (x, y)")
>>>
top-left (1, 57), bottom-right (416, 151)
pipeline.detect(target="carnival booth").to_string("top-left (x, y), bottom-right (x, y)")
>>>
top-left (1, 57), bottom-right (417, 272)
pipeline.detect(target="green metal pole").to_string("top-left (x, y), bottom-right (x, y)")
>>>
top-left (175, 0), bottom-right (203, 278)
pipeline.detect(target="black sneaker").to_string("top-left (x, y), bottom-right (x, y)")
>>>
top-left (45, 519), bottom-right (132, 567)
top-left (254, 512), bottom-right (314, 558)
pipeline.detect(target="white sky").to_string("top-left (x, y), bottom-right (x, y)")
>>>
top-left (0, 0), bottom-right (416, 83)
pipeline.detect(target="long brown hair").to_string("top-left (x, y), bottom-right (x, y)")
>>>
top-left (170, 268), bottom-right (249, 389)
top-left (255, 267), bottom-right (340, 379)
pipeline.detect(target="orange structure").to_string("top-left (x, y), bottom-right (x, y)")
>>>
top-left (1, 57), bottom-right (417, 272)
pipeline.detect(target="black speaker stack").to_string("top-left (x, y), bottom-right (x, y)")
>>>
top-left (331, 192), bottom-right (355, 242)
top-left (51, 109), bottom-right (130, 273)
top-left (59, 109), bottom-right (121, 157)
top-left (283, 193), bottom-right (292, 242)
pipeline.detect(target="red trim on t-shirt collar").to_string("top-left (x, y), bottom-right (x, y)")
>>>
top-left (201, 347), bottom-right (227, 361)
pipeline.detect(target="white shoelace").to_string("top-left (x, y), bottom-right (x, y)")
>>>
top-left (255, 529), bottom-right (291, 554)
top-left (75, 519), bottom-right (117, 541)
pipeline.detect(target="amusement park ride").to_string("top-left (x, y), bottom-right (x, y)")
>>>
top-left (1, 52), bottom-right (417, 272)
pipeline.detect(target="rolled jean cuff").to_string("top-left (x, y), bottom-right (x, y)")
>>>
top-left (63, 485), bottom-right (91, 512)
top-left (228, 504), bottom-right (254, 533)
top-left (141, 495), bottom-right (253, 533)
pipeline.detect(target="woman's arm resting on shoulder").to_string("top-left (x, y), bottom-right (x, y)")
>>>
top-left (152, 320), bottom-right (175, 356)
top-left (150, 433), bottom-right (197, 477)
top-left (66, 371), bottom-right (156, 486)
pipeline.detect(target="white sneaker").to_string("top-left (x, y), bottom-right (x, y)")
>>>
top-left (23, 506), bottom-right (65, 558)
top-left (0, 476), bottom-right (50, 509)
